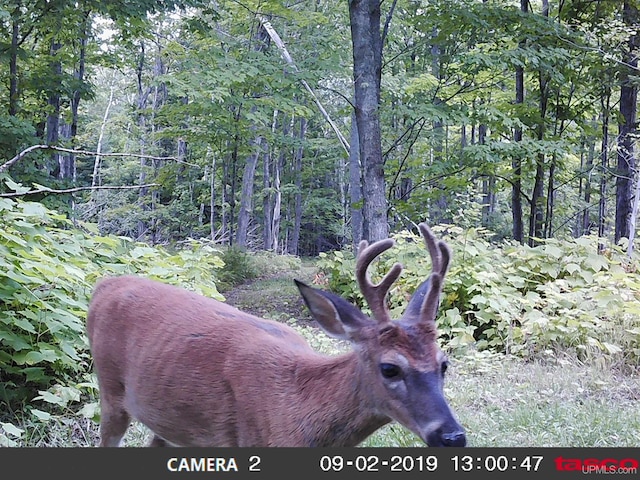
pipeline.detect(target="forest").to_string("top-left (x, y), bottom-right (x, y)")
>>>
top-left (0, 0), bottom-right (639, 447)
top-left (1, 0), bottom-right (638, 253)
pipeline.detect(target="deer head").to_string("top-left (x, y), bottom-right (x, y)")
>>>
top-left (295, 223), bottom-right (466, 446)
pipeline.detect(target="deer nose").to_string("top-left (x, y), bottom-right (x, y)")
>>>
top-left (427, 428), bottom-right (467, 447)
top-left (442, 431), bottom-right (466, 447)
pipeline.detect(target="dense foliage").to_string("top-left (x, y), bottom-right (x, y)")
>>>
top-left (318, 225), bottom-right (640, 366)
top-left (1, 0), bottom-right (639, 253)
top-left (1, 0), bottom-right (639, 448)
top-left (0, 198), bottom-right (223, 434)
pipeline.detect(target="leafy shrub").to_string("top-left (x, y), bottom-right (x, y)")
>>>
top-left (216, 247), bottom-right (302, 292)
top-left (215, 247), bottom-right (258, 292)
top-left (249, 250), bottom-right (302, 276)
top-left (0, 198), bottom-right (224, 426)
top-left (317, 225), bottom-right (640, 367)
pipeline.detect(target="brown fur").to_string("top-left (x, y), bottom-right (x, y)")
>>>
top-left (87, 224), bottom-right (466, 447)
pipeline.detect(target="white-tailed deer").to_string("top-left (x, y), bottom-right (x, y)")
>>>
top-left (86, 223), bottom-right (466, 447)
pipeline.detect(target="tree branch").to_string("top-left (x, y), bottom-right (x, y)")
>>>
top-left (0, 183), bottom-right (160, 199)
top-left (0, 144), bottom-right (180, 174)
top-left (381, 0), bottom-right (399, 47)
top-left (258, 17), bottom-right (350, 155)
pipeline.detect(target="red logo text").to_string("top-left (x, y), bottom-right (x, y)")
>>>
top-left (555, 456), bottom-right (639, 473)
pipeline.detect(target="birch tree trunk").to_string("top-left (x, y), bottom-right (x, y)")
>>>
top-left (92, 79), bottom-right (115, 189)
top-left (271, 149), bottom-right (282, 253)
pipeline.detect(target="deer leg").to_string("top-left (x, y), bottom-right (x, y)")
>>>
top-left (149, 435), bottom-right (169, 447)
top-left (98, 396), bottom-right (130, 447)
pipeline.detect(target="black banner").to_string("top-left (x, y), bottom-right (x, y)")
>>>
top-left (2, 448), bottom-right (639, 479)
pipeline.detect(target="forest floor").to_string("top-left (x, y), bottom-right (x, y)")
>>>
top-left (221, 259), bottom-right (317, 324)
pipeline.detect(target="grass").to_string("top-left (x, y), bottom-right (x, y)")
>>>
top-left (10, 350), bottom-right (639, 447)
top-left (5, 256), bottom-right (640, 447)
top-left (361, 351), bottom-right (640, 448)
top-left (449, 353), bottom-right (639, 447)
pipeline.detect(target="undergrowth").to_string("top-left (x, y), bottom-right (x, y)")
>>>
top-left (2, 200), bottom-right (639, 448)
top-left (317, 224), bottom-right (640, 369)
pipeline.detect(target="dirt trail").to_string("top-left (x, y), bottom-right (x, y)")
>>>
top-left (221, 263), bottom-right (318, 323)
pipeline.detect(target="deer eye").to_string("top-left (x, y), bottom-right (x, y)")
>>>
top-left (380, 363), bottom-right (401, 379)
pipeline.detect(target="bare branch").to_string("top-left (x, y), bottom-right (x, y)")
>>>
top-left (0, 183), bottom-right (159, 198)
top-left (258, 17), bottom-right (350, 156)
top-left (0, 144), bottom-right (183, 174)
top-left (0, 144), bottom-right (48, 174)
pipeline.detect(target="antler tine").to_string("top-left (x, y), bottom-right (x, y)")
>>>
top-left (418, 223), bottom-right (450, 277)
top-left (356, 238), bottom-right (403, 324)
top-left (418, 223), bottom-right (451, 322)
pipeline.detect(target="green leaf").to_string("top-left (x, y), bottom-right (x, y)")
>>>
top-left (0, 422), bottom-right (23, 438)
top-left (33, 390), bottom-right (65, 406)
top-left (30, 409), bottom-right (51, 422)
top-left (565, 263), bottom-right (580, 275)
top-left (4, 178), bottom-right (30, 194)
top-left (12, 315), bottom-right (37, 333)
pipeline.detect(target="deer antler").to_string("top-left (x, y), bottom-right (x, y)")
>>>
top-left (356, 238), bottom-right (403, 324)
top-left (418, 223), bottom-right (451, 322)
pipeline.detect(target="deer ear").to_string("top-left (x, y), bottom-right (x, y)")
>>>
top-left (295, 280), bottom-right (370, 340)
top-left (400, 274), bottom-right (443, 326)
top-left (402, 278), bottom-right (433, 322)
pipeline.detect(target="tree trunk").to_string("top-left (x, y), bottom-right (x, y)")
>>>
top-left (349, 111), bottom-right (364, 250)
top-left (511, 0), bottom-right (527, 243)
top-left (479, 124), bottom-right (495, 227)
top-left (545, 159), bottom-right (555, 238)
top-left (271, 148), bottom-right (283, 253)
top-left (579, 128), bottom-right (596, 236)
top-left (226, 137), bottom-right (239, 246)
top-left (529, 157), bottom-right (545, 245)
top-left (599, 94), bottom-right (611, 252)
top-left (349, 0), bottom-right (388, 242)
top-left (263, 110), bottom-right (284, 251)
top-left (512, 84), bottom-right (524, 241)
top-left (136, 42), bottom-right (150, 239)
top-left (615, 0), bottom-right (638, 244)
top-left (431, 28), bottom-right (449, 224)
top-left (208, 147), bottom-right (217, 241)
top-left (262, 139), bottom-right (273, 250)
top-left (58, 9), bottom-right (90, 182)
top-left (91, 82), bottom-right (115, 188)
top-left (289, 117), bottom-right (306, 255)
top-left (236, 134), bottom-right (263, 248)
top-left (46, 39), bottom-right (62, 176)
top-left (528, 5), bottom-right (550, 247)
top-left (9, 6), bottom-right (20, 116)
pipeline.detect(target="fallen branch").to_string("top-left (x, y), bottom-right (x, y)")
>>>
top-left (0, 183), bottom-right (159, 198)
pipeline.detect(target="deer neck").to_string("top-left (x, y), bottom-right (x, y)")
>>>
top-left (295, 352), bottom-right (390, 447)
